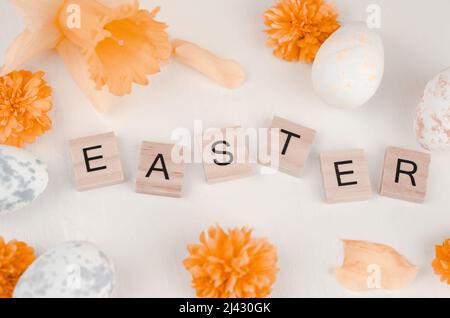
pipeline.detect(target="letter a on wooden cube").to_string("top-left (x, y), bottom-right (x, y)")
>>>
top-left (135, 142), bottom-right (185, 198)
top-left (203, 127), bottom-right (253, 184)
top-left (380, 146), bottom-right (431, 203)
top-left (263, 116), bottom-right (316, 177)
top-left (69, 132), bottom-right (124, 191)
top-left (320, 149), bottom-right (372, 203)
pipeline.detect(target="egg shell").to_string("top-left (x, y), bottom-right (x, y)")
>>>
top-left (13, 241), bottom-right (115, 298)
top-left (312, 22), bottom-right (384, 108)
top-left (0, 145), bottom-right (48, 215)
top-left (415, 67), bottom-right (450, 151)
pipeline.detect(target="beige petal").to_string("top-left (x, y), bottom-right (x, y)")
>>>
top-left (97, 0), bottom-right (136, 8)
top-left (1, 0), bottom-right (62, 74)
top-left (57, 40), bottom-right (113, 113)
top-left (335, 240), bottom-right (418, 292)
top-left (1, 27), bottom-right (61, 75)
top-left (172, 39), bottom-right (246, 89)
top-left (10, 0), bottom-right (62, 30)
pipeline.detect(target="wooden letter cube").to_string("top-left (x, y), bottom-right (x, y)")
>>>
top-left (202, 127), bottom-right (253, 184)
top-left (320, 149), bottom-right (372, 203)
top-left (135, 142), bottom-right (185, 198)
top-left (263, 116), bottom-right (316, 177)
top-left (69, 132), bottom-right (124, 191)
top-left (380, 146), bottom-right (431, 203)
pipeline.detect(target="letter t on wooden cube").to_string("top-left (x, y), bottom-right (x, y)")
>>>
top-left (380, 146), bottom-right (431, 203)
top-left (263, 116), bottom-right (316, 177)
top-left (135, 142), bottom-right (185, 198)
top-left (69, 132), bottom-right (124, 191)
top-left (319, 149), bottom-right (372, 203)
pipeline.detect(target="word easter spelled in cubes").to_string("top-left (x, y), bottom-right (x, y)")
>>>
top-left (68, 116), bottom-right (431, 203)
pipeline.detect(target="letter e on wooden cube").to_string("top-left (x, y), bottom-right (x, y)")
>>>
top-left (320, 149), bottom-right (372, 203)
top-left (69, 132), bottom-right (124, 191)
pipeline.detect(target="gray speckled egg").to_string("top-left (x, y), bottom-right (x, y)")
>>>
top-left (0, 145), bottom-right (48, 215)
top-left (13, 241), bottom-right (115, 298)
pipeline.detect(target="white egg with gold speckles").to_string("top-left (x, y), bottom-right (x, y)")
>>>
top-left (312, 22), bottom-right (384, 108)
top-left (415, 67), bottom-right (450, 151)
top-left (13, 241), bottom-right (115, 298)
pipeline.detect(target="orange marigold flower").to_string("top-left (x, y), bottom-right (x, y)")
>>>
top-left (184, 225), bottom-right (278, 298)
top-left (0, 70), bottom-right (53, 148)
top-left (264, 0), bottom-right (340, 63)
top-left (432, 238), bottom-right (450, 284)
top-left (0, 236), bottom-right (36, 298)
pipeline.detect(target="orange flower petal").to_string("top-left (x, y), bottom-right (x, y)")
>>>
top-left (0, 236), bottom-right (36, 298)
top-left (1, 0), bottom-right (62, 74)
top-left (0, 70), bottom-right (53, 147)
top-left (58, 1), bottom-right (171, 96)
top-left (1, 28), bottom-right (61, 75)
top-left (264, 0), bottom-right (340, 63)
top-left (184, 225), bottom-right (278, 298)
top-left (432, 238), bottom-right (450, 284)
top-left (57, 40), bottom-right (114, 113)
top-left (172, 39), bottom-right (246, 89)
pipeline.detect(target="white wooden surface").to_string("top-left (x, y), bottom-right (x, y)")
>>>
top-left (1, 0), bottom-right (449, 298)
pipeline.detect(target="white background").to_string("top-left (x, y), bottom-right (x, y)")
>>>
top-left (1, 0), bottom-right (449, 298)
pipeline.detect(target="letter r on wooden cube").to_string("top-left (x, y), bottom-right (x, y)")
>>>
top-left (135, 141), bottom-right (185, 198)
top-left (262, 116), bottom-right (316, 177)
top-left (320, 149), bottom-right (372, 203)
top-left (380, 146), bottom-right (431, 203)
top-left (69, 132), bottom-right (124, 191)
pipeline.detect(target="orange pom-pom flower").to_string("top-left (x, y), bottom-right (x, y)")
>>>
top-left (432, 238), bottom-right (450, 284)
top-left (0, 70), bottom-right (53, 148)
top-left (184, 225), bottom-right (278, 298)
top-left (264, 0), bottom-right (340, 63)
top-left (0, 236), bottom-right (36, 298)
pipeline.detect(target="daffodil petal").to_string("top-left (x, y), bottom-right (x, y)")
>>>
top-left (1, 26), bottom-right (60, 74)
top-left (172, 39), bottom-right (246, 89)
top-left (98, 0), bottom-right (136, 8)
top-left (57, 40), bottom-right (113, 113)
top-left (1, 0), bottom-right (61, 73)
top-left (10, 0), bottom-right (62, 30)
top-left (85, 5), bottom-right (171, 96)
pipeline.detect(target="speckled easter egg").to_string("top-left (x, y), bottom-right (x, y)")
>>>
top-left (312, 22), bottom-right (384, 108)
top-left (13, 241), bottom-right (115, 298)
top-left (0, 145), bottom-right (48, 215)
top-left (415, 67), bottom-right (450, 151)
